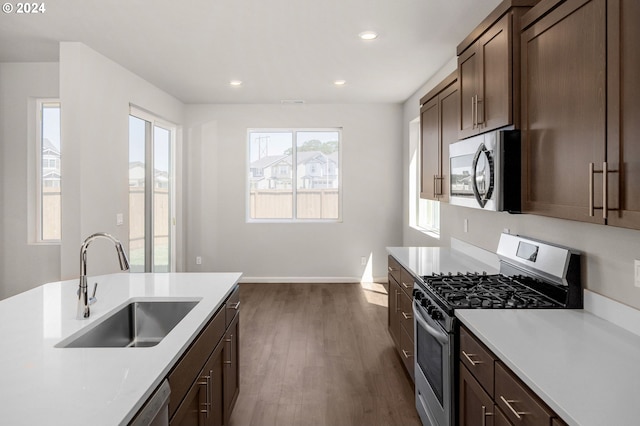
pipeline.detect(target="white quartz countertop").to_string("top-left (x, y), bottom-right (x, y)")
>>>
top-left (386, 246), bottom-right (498, 277)
top-left (0, 272), bottom-right (242, 426)
top-left (456, 309), bottom-right (640, 426)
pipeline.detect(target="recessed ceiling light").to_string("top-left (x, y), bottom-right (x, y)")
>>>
top-left (229, 80), bottom-right (242, 86)
top-left (358, 31), bottom-right (378, 40)
top-left (334, 80), bottom-right (346, 86)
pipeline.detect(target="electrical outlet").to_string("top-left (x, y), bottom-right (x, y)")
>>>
top-left (635, 260), bottom-right (640, 288)
top-left (361, 256), bottom-right (367, 266)
top-left (464, 219), bottom-right (469, 233)
top-left (503, 228), bottom-right (510, 234)
top-left (196, 256), bottom-right (202, 265)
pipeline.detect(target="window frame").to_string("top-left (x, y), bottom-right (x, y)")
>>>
top-left (35, 98), bottom-right (62, 244)
top-left (246, 128), bottom-right (343, 223)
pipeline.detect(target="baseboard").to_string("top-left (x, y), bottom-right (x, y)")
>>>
top-left (239, 276), bottom-right (388, 284)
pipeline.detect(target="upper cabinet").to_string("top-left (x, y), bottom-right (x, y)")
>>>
top-left (457, 0), bottom-right (538, 139)
top-left (420, 71), bottom-right (458, 202)
top-left (521, 0), bottom-right (639, 228)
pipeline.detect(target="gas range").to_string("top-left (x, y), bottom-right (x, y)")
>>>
top-left (412, 233), bottom-right (582, 426)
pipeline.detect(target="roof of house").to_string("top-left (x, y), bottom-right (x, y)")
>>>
top-left (250, 154), bottom-right (289, 169)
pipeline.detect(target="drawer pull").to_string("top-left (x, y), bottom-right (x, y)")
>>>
top-left (388, 266), bottom-right (395, 272)
top-left (402, 349), bottom-right (413, 359)
top-left (402, 312), bottom-right (413, 320)
top-left (462, 350), bottom-right (483, 366)
top-left (500, 396), bottom-right (529, 419)
top-left (402, 281), bottom-right (411, 289)
top-left (229, 301), bottom-right (240, 310)
top-left (481, 405), bottom-right (493, 426)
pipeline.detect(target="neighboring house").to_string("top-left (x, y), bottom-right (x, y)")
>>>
top-left (129, 162), bottom-right (169, 188)
top-left (249, 151), bottom-right (339, 190)
top-left (42, 138), bottom-right (61, 188)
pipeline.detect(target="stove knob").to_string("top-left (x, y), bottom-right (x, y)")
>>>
top-left (415, 293), bottom-right (423, 302)
top-left (427, 305), bottom-right (436, 315)
top-left (431, 310), bottom-right (442, 320)
top-left (420, 299), bottom-right (428, 308)
top-left (412, 289), bottom-right (420, 297)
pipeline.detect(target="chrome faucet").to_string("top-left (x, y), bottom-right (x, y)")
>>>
top-left (77, 232), bottom-right (130, 319)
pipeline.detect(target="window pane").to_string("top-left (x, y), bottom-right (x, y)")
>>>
top-left (295, 131), bottom-right (339, 219)
top-left (41, 103), bottom-right (61, 240)
top-left (248, 132), bottom-right (293, 219)
top-left (153, 125), bottom-right (171, 273)
top-left (129, 116), bottom-right (146, 273)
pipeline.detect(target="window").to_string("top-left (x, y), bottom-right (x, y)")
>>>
top-left (36, 99), bottom-right (61, 242)
top-left (409, 117), bottom-right (440, 234)
top-left (129, 107), bottom-right (176, 273)
top-left (248, 129), bottom-right (341, 221)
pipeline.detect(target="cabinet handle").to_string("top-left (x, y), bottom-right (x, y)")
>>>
top-left (224, 335), bottom-right (233, 365)
top-left (229, 301), bottom-right (240, 310)
top-left (481, 405), bottom-right (493, 426)
top-left (402, 281), bottom-right (411, 289)
top-left (500, 396), bottom-right (528, 419)
top-left (388, 266), bottom-right (395, 272)
top-left (433, 174), bottom-right (437, 196)
top-left (402, 311), bottom-right (412, 320)
top-left (462, 350), bottom-right (483, 366)
top-left (472, 96), bottom-right (476, 128)
top-left (198, 374), bottom-right (211, 418)
top-left (402, 349), bottom-right (412, 359)
top-left (435, 176), bottom-right (444, 196)
top-left (395, 290), bottom-right (400, 312)
top-left (589, 162), bottom-right (595, 217)
top-left (476, 96), bottom-right (483, 125)
top-left (602, 161), bottom-right (608, 219)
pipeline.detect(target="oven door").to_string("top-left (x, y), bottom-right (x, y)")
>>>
top-left (413, 300), bottom-right (452, 426)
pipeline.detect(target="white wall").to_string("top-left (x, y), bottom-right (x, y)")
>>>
top-left (0, 62), bottom-right (60, 299)
top-left (184, 103), bottom-right (403, 282)
top-left (401, 57), bottom-right (640, 310)
top-left (59, 42), bottom-right (184, 279)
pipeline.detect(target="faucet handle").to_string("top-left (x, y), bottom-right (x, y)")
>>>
top-left (89, 282), bottom-right (98, 305)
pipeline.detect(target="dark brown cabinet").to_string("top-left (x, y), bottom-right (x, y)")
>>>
top-left (459, 326), bottom-right (565, 426)
top-left (520, 0), bottom-right (607, 223)
top-left (161, 285), bottom-right (240, 426)
top-left (457, 1), bottom-right (537, 139)
top-left (387, 255), bottom-right (415, 381)
top-left (419, 71), bottom-right (458, 202)
top-left (606, 0), bottom-right (640, 229)
top-left (222, 312), bottom-right (239, 425)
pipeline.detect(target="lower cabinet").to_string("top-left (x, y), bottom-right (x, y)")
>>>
top-left (388, 255), bottom-right (415, 381)
top-left (149, 285), bottom-right (240, 426)
top-left (459, 326), bottom-right (567, 426)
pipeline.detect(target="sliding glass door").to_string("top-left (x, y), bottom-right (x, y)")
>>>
top-left (128, 109), bottom-right (174, 273)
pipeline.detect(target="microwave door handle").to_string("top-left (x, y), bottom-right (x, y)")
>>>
top-left (471, 144), bottom-right (485, 207)
top-left (413, 301), bottom-right (448, 344)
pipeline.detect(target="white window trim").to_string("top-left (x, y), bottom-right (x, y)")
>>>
top-left (246, 128), bottom-right (343, 223)
top-left (408, 116), bottom-right (440, 237)
top-left (33, 98), bottom-right (61, 245)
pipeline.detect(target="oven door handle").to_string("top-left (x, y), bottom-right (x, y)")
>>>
top-left (413, 301), bottom-right (449, 344)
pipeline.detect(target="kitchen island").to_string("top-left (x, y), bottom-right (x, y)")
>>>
top-left (0, 272), bottom-right (241, 425)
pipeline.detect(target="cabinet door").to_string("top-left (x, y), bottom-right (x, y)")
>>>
top-left (606, 0), bottom-right (640, 229)
top-left (479, 13), bottom-right (511, 133)
top-left (458, 46), bottom-right (480, 139)
top-left (521, 0), bottom-right (606, 223)
top-left (170, 375), bottom-right (207, 426)
top-left (439, 82), bottom-right (459, 203)
top-left (388, 277), bottom-right (401, 347)
top-left (421, 96), bottom-right (440, 200)
top-left (459, 364), bottom-right (495, 426)
top-left (223, 313), bottom-right (240, 425)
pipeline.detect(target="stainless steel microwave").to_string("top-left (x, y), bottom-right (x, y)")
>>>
top-left (449, 128), bottom-right (520, 212)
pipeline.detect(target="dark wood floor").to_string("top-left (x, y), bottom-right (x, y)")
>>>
top-left (229, 283), bottom-right (421, 426)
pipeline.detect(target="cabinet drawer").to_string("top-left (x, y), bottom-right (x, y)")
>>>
top-left (168, 307), bottom-right (226, 418)
top-left (400, 326), bottom-right (415, 382)
top-left (388, 256), bottom-right (402, 286)
top-left (460, 326), bottom-right (496, 397)
top-left (495, 362), bottom-right (554, 426)
top-left (399, 289), bottom-right (414, 338)
top-left (225, 285), bottom-right (240, 327)
top-left (399, 268), bottom-right (414, 297)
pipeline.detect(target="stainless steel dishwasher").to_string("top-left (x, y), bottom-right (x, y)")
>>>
top-left (129, 379), bottom-right (171, 426)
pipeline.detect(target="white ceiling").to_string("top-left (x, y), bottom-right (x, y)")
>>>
top-left (0, 0), bottom-right (501, 104)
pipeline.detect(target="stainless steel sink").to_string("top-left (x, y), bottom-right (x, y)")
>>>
top-left (57, 300), bottom-right (199, 348)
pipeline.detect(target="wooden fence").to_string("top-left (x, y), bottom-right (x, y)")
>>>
top-left (250, 189), bottom-right (339, 219)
